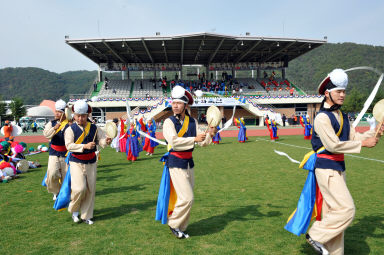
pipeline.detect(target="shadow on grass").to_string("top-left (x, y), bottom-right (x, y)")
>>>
top-left (95, 200), bottom-right (156, 221)
top-left (97, 174), bottom-right (123, 181)
top-left (188, 205), bottom-right (282, 236)
top-left (300, 215), bottom-right (384, 255)
top-left (98, 163), bottom-right (127, 169)
top-left (95, 184), bottom-right (145, 196)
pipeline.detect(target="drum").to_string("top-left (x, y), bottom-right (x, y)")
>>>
top-left (105, 121), bottom-right (118, 138)
top-left (17, 159), bottom-right (30, 172)
top-left (206, 105), bottom-right (222, 128)
top-left (373, 99), bottom-right (384, 122)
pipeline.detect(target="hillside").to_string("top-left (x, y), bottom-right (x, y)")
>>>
top-left (287, 42), bottom-right (384, 94)
top-left (0, 67), bottom-right (96, 105)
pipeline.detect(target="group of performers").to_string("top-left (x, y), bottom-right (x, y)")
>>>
top-left (39, 70), bottom-right (384, 255)
top-left (112, 115), bottom-right (159, 161)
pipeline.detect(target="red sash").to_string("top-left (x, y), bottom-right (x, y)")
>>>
top-left (170, 151), bottom-right (192, 159)
top-left (50, 144), bottom-right (67, 152)
top-left (317, 153), bottom-right (344, 161)
top-left (72, 152), bottom-right (96, 160)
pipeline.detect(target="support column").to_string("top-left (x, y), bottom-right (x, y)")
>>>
top-left (282, 68), bottom-right (286, 79)
top-left (251, 70), bottom-right (254, 78)
top-left (216, 70), bottom-right (218, 80)
top-left (98, 68), bottom-right (103, 82)
top-left (141, 71), bottom-right (144, 79)
top-left (257, 68), bottom-right (260, 79)
top-left (259, 116), bottom-right (264, 126)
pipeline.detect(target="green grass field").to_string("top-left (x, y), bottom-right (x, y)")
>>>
top-left (1, 136), bottom-right (383, 255)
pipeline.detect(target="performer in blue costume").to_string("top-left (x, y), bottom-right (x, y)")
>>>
top-left (286, 69), bottom-right (383, 255)
top-left (126, 122), bottom-right (142, 161)
top-left (234, 117), bottom-right (247, 143)
top-left (142, 118), bottom-right (158, 155)
top-left (300, 115), bottom-right (313, 140)
top-left (265, 116), bottom-right (279, 140)
top-left (212, 126), bottom-right (221, 144)
top-left (155, 85), bottom-right (217, 239)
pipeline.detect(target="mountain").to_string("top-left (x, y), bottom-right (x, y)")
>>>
top-left (0, 67), bottom-right (97, 105)
top-left (286, 42), bottom-right (384, 94)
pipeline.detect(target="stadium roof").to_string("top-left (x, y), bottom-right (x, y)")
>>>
top-left (65, 32), bottom-right (326, 66)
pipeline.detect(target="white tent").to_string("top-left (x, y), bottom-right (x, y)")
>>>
top-left (26, 106), bottom-right (54, 117)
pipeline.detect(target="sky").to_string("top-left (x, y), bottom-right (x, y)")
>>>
top-left (2, 0), bottom-right (384, 73)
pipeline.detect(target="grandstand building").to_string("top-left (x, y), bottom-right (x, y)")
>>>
top-left (66, 32), bottom-right (326, 125)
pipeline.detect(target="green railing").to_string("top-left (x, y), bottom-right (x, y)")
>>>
top-left (91, 81), bottom-right (104, 97)
top-left (129, 81), bottom-right (135, 98)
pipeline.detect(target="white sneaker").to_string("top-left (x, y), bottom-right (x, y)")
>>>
top-left (146, 152), bottom-right (150, 155)
top-left (306, 234), bottom-right (329, 255)
top-left (72, 212), bottom-right (80, 223)
top-left (83, 219), bottom-right (94, 225)
top-left (53, 194), bottom-right (57, 201)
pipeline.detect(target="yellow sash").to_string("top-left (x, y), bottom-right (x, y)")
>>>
top-left (54, 119), bottom-right (69, 135)
top-left (167, 115), bottom-right (189, 151)
top-left (299, 110), bottom-right (344, 169)
top-left (65, 122), bottom-right (92, 156)
top-left (167, 115), bottom-right (190, 216)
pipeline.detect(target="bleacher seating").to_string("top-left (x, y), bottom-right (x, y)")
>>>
top-left (131, 79), bottom-right (166, 98)
top-left (97, 80), bottom-right (132, 97)
top-left (95, 77), bottom-right (301, 99)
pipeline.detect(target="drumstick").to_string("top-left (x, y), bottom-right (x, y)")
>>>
top-left (205, 119), bottom-right (213, 133)
top-left (375, 118), bottom-right (384, 138)
top-left (92, 128), bottom-right (98, 142)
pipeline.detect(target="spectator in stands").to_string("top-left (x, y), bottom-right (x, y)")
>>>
top-left (93, 82), bottom-right (97, 92)
top-left (113, 89), bottom-right (117, 94)
top-left (210, 72), bottom-right (213, 80)
top-left (175, 73), bottom-right (178, 81)
top-left (140, 80), bottom-right (143, 89)
top-left (269, 71), bottom-right (276, 81)
top-left (105, 81), bottom-right (109, 90)
top-left (263, 71), bottom-right (268, 79)
top-left (282, 114), bottom-right (287, 127)
top-left (289, 87), bottom-right (294, 96)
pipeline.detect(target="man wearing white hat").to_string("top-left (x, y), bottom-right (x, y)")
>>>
top-left (161, 85), bottom-right (217, 238)
top-left (64, 100), bottom-right (111, 225)
top-left (43, 99), bottom-right (70, 200)
top-left (304, 69), bottom-right (384, 255)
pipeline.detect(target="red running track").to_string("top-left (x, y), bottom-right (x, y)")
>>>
top-left (13, 126), bottom-right (370, 144)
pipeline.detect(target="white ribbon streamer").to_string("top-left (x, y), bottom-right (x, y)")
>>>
top-left (218, 105), bottom-right (236, 133)
top-left (274, 150), bottom-right (300, 164)
top-left (137, 130), bottom-right (167, 146)
top-left (344, 66), bottom-right (384, 128)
